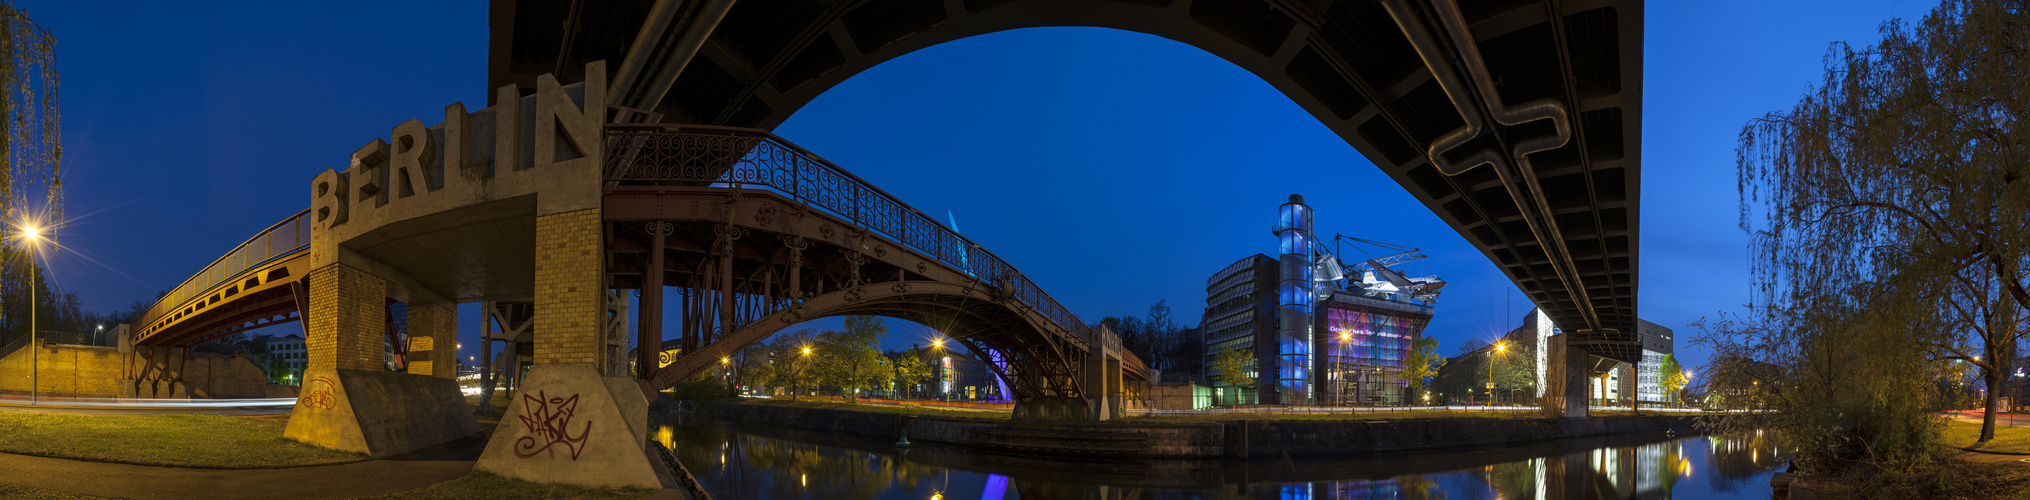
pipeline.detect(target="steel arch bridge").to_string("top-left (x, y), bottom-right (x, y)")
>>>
top-left (131, 122), bottom-right (1151, 420)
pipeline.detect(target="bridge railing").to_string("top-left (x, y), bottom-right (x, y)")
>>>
top-left (136, 210), bottom-right (312, 336)
top-left (605, 124), bottom-right (1091, 350)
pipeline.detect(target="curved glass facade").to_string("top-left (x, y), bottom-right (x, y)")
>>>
top-left (1276, 197), bottom-right (1314, 404)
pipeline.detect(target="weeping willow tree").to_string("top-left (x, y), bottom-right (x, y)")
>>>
top-left (0, 2), bottom-right (59, 352)
top-left (1717, 0), bottom-right (2030, 469)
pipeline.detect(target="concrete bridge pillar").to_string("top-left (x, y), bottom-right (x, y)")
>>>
top-left (475, 208), bottom-right (663, 488)
top-left (1546, 333), bottom-right (1591, 418)
top-left (403, 302), bottom-right (458, 378)
top-left (282, 262), bottom-right (477, 458)
top-left (307, 264), bottom-right (387, 372)
top-left (1082, 325), bottom-right (1125, 421)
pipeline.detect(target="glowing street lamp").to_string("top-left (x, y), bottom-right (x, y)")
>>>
top-left (23, 224), bottom-right (39, 404)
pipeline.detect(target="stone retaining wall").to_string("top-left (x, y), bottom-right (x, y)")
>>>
top-left (696, 400), bottom-right (1701, 459)
top-left (0, 342), bottom-right (277, 399)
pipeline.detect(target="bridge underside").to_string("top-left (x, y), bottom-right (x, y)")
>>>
top-left (494, 0), bottom-right (1646, 362)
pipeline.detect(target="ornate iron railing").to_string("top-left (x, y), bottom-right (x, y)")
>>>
top-left (136, 210), bottom-right (311, 334)
top-left (605, 124), bottom-right (1091, 349)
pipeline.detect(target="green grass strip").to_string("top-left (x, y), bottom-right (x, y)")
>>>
top-left (0, 413), bottom-right (364, 468)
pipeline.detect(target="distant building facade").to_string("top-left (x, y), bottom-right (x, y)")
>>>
top-left (1512, 308), bottom-right (1673, 405)
top-left (898, 344), bottom-right (1007, 402)
top-left (249, 333), bottom-right (307, 384)
top-left (1201, 255), bottom-right (1277, 406)
top-left (1431, 310), bottom-right (1674, 406)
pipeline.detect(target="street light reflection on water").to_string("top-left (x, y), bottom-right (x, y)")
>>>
top-left (658, 414), bottom-right (1788, 499)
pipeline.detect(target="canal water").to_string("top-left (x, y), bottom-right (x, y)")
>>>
top-left (659, 414), bottom-right (1786, 499)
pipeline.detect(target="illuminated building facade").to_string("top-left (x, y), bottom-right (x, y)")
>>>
top-left (1202, 194), bottom-right (1441, 406)
top-left (1519, 308), bottom-right (1673, 405)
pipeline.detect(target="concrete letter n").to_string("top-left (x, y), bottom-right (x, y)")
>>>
top-left (534, 60), bottom-right (606, 172)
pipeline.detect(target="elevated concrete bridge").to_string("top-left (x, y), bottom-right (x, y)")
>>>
top-left (496, 0), bottom-right (1648, 365)
top-left (124, 0), bottom-right (1645, 489)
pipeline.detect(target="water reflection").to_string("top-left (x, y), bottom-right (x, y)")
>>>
top-left (658, 413), bottom-right (1787, 499)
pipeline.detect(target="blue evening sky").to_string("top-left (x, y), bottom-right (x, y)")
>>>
top-left (16, 0), bottom-right (1941, 373)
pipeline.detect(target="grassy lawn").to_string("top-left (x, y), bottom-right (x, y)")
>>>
top-left (352, 471), bottom-right (654, 500)
top-left (727, 397), bottom-right (1011, 420)
top-left (0, 481), bottom-right (117, 499)
top-left (0, 412), bottom-right (365, 468)
top-left (1117, 409), bottom-right (1660, 424)
top-left (1943, 419), bottom-right (2030, 454)
top-left (468, 392), bottom-right (510, 430)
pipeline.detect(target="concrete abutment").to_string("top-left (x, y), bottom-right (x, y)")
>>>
top-left (282, 262), bottom-right (477, 458)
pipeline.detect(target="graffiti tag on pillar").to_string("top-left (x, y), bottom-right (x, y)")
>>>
top-left (303, 377), bottom-right (337, 410)
top-left (513, 391), bottom-right (592, 459)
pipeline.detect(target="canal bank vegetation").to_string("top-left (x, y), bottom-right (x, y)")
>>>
top-left (0, 412), bottom-right (364, 468)
top-left (1803, 459), bottom-right (2030, 499)
top-left (1720, 0), bottom-right (2030, 494)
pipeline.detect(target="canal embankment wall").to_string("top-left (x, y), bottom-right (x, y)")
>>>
top-left (0, 341), bottom-right (290, 399)
top-left (692, 400), bottom-right (1703, 459)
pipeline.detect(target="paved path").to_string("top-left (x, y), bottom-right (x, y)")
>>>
top-left (1948, 411), bottom-right (2030, 428)
top-left (0, 404), bottom-right (291, 416)
top-left (0, 395), bottom-right (294, 416)
top-left (0, 432), bottom-right (486, 499)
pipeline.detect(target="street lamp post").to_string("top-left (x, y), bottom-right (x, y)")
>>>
top-left (25, 225), bottom-right (38, 404)
top-left (1488, 341), bottom-right (1506, 406)
top-left (800, 346), bottom-right (812, 399)
top-left (1339, 331), bottom-right (1351, 406)
top-left (721, 356), bottom-right (733, 396)
top-left (931, 339), bottom-right (946, 401)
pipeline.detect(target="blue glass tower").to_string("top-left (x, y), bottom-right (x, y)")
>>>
top-left (1275, 194), bottom-right (1314, 404)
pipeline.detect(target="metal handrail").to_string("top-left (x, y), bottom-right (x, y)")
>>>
top-left (136, 210), bottom-right (312, 335)
top-left (605, 124), bottom-right (1092, 349)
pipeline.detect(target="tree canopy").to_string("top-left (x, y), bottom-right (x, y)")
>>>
top-left (1723, 0), bottom-right (2030, 466)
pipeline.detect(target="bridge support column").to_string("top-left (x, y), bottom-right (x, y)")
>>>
top-left (283, 263), bottom-right (477, 458)
top-left (1547, 334), bottom-right (1590, 418)
top-left (476, 208), bottom-right (666, 489)
top-left (404, 302), bottom-right (457, 378)
top-left (1075, 324), bottom-right (1125, 421)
